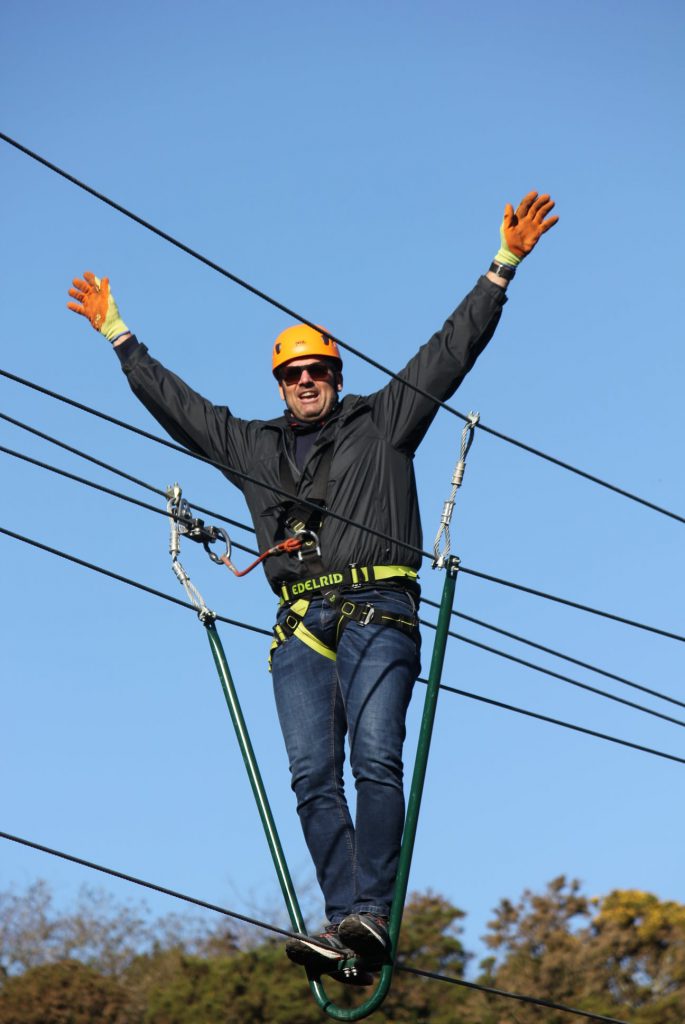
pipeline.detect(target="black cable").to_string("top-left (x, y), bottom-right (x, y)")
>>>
top-left (5, 408), bottom-right (681, 715)
top-left (419, 618), bottom-right (685, 730)
top-left (0, 830), bottom-right (630, 1024)
top-left (2, 129), bottom-right (682, 531)
top-left (0, 366), bottom-right (429, 562)
top-left (3, 366), bottom-right (683, 646)
top-left (0, 410), bottom-right (256, 538)
top-left (397, 965), bottom-right (630, 1024)
top-left (459, 564), bottom-right (685, 643)
top-left (5, 424), bottom-right (683, 725)
top-left (420, 677), bottom-right (685, 766)
top-left (0, 444), bottom-right (258, 557)
top-left (422, 598), bottom-right (685, 712)
top-left (5, 406), bottom-right (681, 716)
top-left (0, 525), bottom-right (271, 638)
top-left (3, 523), bottom-right (684, 767)
top-left (7, 429), bottom-right (683, 728)
top-left (3, 436), bottom-right (679, 730)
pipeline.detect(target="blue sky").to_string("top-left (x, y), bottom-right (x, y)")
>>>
top-left (2, 0), bottom-right (684, 974)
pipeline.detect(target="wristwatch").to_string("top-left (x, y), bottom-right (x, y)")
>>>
top-left (489, 261), bottom-right (516, 281)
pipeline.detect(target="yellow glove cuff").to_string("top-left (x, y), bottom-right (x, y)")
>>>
top-left (93, 275), bottom-right (129, 343)
top-left (493, 222), bottom-right (521, 268)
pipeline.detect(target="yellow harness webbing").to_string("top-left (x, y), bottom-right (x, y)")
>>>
top-left (270, 566), bottom-right (419, 666)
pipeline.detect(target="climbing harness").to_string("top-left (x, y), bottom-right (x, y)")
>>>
top-left (163, 417), bottom-right (479, 1020)
top-left (270, 581), bottom-right (419, 667)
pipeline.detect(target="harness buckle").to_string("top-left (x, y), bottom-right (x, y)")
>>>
top-left (358, 603), bottom-right (375, 626)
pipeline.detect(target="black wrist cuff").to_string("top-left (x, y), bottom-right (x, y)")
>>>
top-left (489, 261), bottom-right (516, 281)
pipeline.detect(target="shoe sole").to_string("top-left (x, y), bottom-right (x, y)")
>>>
top-left (285, 937), bottom-right (352, 971)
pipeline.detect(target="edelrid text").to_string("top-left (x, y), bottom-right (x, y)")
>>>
top-left (291, 573), bottom-right (344, 595)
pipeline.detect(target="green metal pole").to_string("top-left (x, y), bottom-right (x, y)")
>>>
top-left (203, 620), bottom-right (329, 1008)
top-left (203, 558), bottom-right (457, 1021)
top-left (310, 556), bottom-right (460, 1020)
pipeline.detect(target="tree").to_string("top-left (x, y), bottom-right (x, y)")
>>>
top-left (478, 876), bottom-right (685, 1024)
top-left (0, 960), bottom-right (128, 1024)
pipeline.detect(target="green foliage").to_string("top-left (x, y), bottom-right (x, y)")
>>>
top-left (2, 878), bottom-right (685, 1023)
top-left (0, 960), bottom-right (128, 1024)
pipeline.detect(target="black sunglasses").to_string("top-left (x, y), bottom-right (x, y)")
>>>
top-left (279, 361), bottom-right (335, 387)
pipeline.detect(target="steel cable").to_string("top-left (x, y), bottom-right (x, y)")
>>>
top-left (3, 436), bottom-right (680, 726)
top-left (2, 433), bottom-right (683, 726)
top-left (0, 444), bottom-right (258, 556)
top-left (422, 598), bottom-right (685, 712)
top-left (3, 367), bottom-right (683, 644)
top-left (3, 408), bottom-right (681, 709)
top-left (419, 618), bottom-right (685, 729)
top-left (2, 524), bottom-right (684, 766)
top-left (0, 409), bottom-right (256, 538)
top-left (0, 829), bottom-right (631, 1024)
top-left (1, 129), bottom-right (683, 530)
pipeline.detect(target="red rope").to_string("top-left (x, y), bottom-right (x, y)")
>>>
top-left (221, 537), bottom-right (302, 577)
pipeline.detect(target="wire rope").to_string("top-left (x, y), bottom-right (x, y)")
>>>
top-left (7, 428), bottom-right (683, 729)
top-left (0, 444), bottom-right (258, 556)
top-left (422, 598), bottom-right (685, 712)
top-left (458, 564), bottom-right (685, 643)
top-left (424, 677), bottom-right (685, 765)
top-left (0, 409), bottom-right (256, 538)
top-left (419, 618), bottom-right (685, 729)
top-left (0, 829), bottom-right (630, 1024)
top-left (3, 366), bottom-right (683, 644)
top-left (1, 130), bottom-right (683, 530)
top-left (3, 428), bottom-right (683, 727)
top-left (3, 405), bottom-right (679, 712)
top-left (2, 436), bottom-right (678, 729)
top-left (2, 524), bottom-right (684, 766)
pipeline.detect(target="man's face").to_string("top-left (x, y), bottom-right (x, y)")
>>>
top-left (277, 358), bottom-right (342, 422)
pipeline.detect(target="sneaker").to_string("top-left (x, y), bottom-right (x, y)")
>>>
top-left (285, 927), bottom-right (353, 974)
top-left (338, 913), bottom-right (390, 966)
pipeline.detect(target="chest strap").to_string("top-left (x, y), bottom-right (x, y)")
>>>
top-left (278, 564), bottom-right (418, 604)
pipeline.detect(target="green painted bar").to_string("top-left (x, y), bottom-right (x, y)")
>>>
top-left (203, 556), bottom-right (458, 1019)
top-left (203, 620), bottom-right (328, 1008)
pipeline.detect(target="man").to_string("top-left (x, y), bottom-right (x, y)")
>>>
top-left (68, 192), bottom-right (558, 981)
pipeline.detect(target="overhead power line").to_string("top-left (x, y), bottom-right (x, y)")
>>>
top-left (1, 130), bottom-right (683, 529)
top-left (3, 407), bottom-right (681, 712)
top-left (0, 829), bottom-right (630, 1024)
top-left (3, 523), bottom-right (684, 767)
top-left (3, 367), bottom-right (683, 644)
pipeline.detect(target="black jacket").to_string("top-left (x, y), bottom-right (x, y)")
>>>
top-left (121, 276), bottom-right (507, 593)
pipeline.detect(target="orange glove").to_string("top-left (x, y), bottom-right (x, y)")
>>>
top-left (67, 272), bottom-right (129, 342)
top-left (494, 191), bottom-right (559, 267)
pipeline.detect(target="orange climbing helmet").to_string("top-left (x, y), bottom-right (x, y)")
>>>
top-left (272, 323), bottom-right (342, 377)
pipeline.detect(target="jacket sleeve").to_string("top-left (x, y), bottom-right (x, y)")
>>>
top-left (367, 276), bottom-right (507, 453)
top-left (119, 340), bottom-right (254, 488)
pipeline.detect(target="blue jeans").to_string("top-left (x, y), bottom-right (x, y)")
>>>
top-left (271, 587), bottom-right (420, 925)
